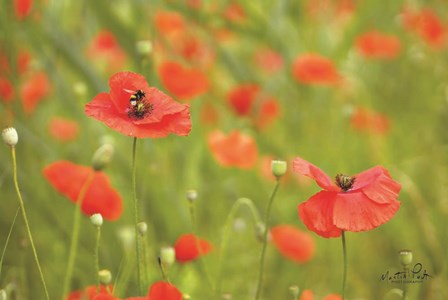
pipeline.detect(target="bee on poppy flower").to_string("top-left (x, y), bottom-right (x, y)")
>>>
top-left (124, 89), bottom-right (153, 120)
top-left (128, 89), bottom-right (146, 106)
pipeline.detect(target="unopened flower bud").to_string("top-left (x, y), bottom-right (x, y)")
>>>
top-left (136, 40), bottom-right (153, 56)
top-left (0, 289), bottom-right (6, 300)
top-left (255, 222), bottom-right (270, 243)
top-left (137, 222), bottom-right (148, 236)
top-left (98, 269), bottom-right (112, 285)
top-left (289, 285), bottom-right (299, 298)
top-left (73, 82), bottom-right (87, 97)
top-left (271, 160), bottom-right (287, 178)
top-left (2, 127), bottom-right (18, 147)
top-left (90, 213), bottom-right (103, 227)
top-left (186, 189), bottom-right (198, 202)
top-left (399, 249), bottom-right (413, 267)
top-left (160, 246), bottom-right (176, 267)
top-left (183, 294), bottom-right (191, 299)
top-left (92, 144), bottom-right (114, 171)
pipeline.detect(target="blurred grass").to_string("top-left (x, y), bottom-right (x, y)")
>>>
top-left (1, 0), bottom-right (448, 299)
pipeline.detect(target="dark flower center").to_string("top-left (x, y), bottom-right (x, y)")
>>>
top-left (335, 174), bottom-right (355, 192)
top-left (127, 90), bottom-right (154, 120)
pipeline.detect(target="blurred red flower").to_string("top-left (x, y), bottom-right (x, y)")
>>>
top-left (350, 107), bottom-right (390, 135)
top-left (270, 225), bottom-right (315, 263)
top-left (154, 11), bottom-right (185, 35)
top-left (85, 71), bottom-right (191, 138)
top-left (0, 77), bottom-right (14, 103)
top-left (48, 117), bottom-right (80, 142)
top-left (300, 290), bottom-right (342, 300)
top-left (254, 48), bottom-right (284, 74)
top-left (18, 50), bottom-right (32, 74)
top-left (174, 233), bottom-right (212, 263)
top-left (306, 0), bottom-right (355, 20)
top-left (355, 30), bottom-right (401, 59)
top-left (292, 53), bottom-right (341, 86)
top-left (402, 7), bottom-right (446, 49)
top-left (14, 0), bottom-right (33, 19)
top-left (147, 281), bottom-right (182, 300)
top-left (200, 102), bottom-right (220, 126)
top-left (67, 285), bottom-right (113, 300)
top-left (158, 61), bottom-right (209, 100)
top-left (86, 30), bottom-right (127, 73)
top-left (44, 161), bottom-right (123, 221)
top-left (20, 71), bottom-right (51, 114)
top-left (227, 84), bottom-right (260, 116)
top-left (224, 3), bottom-right (246, 23)
top-left (293, 156), bottom-right (401, 238)
top-left (254, 98), bottom-right (281, 130)
top-left (208, 130), bottom-right (258, 169)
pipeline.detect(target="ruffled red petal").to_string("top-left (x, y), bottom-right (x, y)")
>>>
top-left (292, 157), bottom-right (339, 191)
top-left (174, 233), bottom-right (212, 263)
top-left (147, 281), bottom-right (182, 300)
top-left (355, 167), bottom-right (401, 204)
top-left (43, 161), bottom-right (123, 221)
top-left (109, 71), bottom-right (150, 112)
top-left (270, 225), bottom-right (315, 263)
top-left (332, 191), bottom-right (400, 232)
top-left (298, 191), bottom-right (341, 238)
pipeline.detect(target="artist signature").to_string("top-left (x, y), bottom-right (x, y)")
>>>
top-left (380, 263), bottom-right (432, 284)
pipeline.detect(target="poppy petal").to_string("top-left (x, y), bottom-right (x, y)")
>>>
top-left (109, 71), bottom-right (150, 112)
top-left (298, 191), bottom-right (341, 238)
top-left (147, 281), bottom-right (182, 300)
top-left (333, 192), bottom-right (400, 231)
top-left (271, 225), bottom-right (315, 263)
top-left (300, 290), bottom-right (314, 300)
top-left (174, 233), bottom-right (212, 263)
top-left (292, 157), bottom-right (339, 191)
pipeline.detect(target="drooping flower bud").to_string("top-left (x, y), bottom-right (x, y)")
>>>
top-left (92, 143), bottom-right (114, 171)
top-left (399, 249), bottom-right (413, 267)
top-left (137, 222), bottom-right (148, 236)
top-left (271, 160), bottom-right (287, 178)
top-left (2, 127), bottom-right (18, 147)
top-left (90, 213), bottom-right (103, 227)
top-left (255, 222), bottom-right (269, 243)
top-left (98, 269), bottom-right (112, 285)
top-left (160, 246), bottom-right (176, 267)
top-left (186, 189), bottom-right (198, 202)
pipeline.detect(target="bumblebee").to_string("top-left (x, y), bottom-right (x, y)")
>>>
top-left (129, 89), bottom-right (146, 107)
top-left (124, 89), bottom-right (153, 120)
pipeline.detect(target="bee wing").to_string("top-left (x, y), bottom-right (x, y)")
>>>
top-left (123, 88), bottom-right (136, 94)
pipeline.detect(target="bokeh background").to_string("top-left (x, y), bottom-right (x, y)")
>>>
top-left (0, 0), bottom-right (447, 299)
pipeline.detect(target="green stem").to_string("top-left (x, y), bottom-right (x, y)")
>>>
top-left (254, 178), bottom-right (280, 300)
top-left (11, 148), bottom-right (50, 300)
top-left (95, 226), bottom-right (101, 292)
top-left (342, 230), bottom-right (347, 300)
top-left (131, 137), bottom-right (145, 295)
top-left (62, 171), bottom-right (95, 299)
top-left (216, 198), bottom-right (261, 294)
top-left (0, 206), bottom-right (20, 279)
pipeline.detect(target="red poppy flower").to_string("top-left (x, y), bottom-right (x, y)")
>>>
top-left (227, 84), bottom-right (260, 116)
top-left (66, 290), bottom-right (83, 300)
top-left (0, 77), bottom-right (14, 103)
top-left (174, 233), bottom-right (212, 263)
top-left (323, 294), bottom-right (342, 300)
top-left (402, 7), bottom-right (446, 49)
top-left (350, 107), bottom-right (390, 135)
top-left (147, 281), bottom-right (182, 300)
top-left (20, 71), bottom-right (51, 114)
top-left (224, 3), bottom-right (246, 23)
top-left (86, 30), bottom-right (127, 73)
top-left (66, 285), bottom-right (113, 300)
top-left (355, 30), bottom-right (401, 59)
top-left (254, 48), bottom-right (284, 74)
top-left (44, 161), bottom-right (123, 221)
top-left (48, 117), bottom-right (80, 142)
top-left (158, 61), bottom-right (209, 100)
top-left (92, 295), bottom-right (119, 300)
top-left (293, 156), bottom-right (401, 238)
top-left (85, 71), bottom-right (191, 138)
top-left (300, 290), bottom-right (342, 300)
top-left (254, 98), bottom-right (281, 130)
top-left (271, 225), bottom-right (315, 263)
top-left (154, 11), bottom-right (185, 35)
top-left (292, 53), bottom-right (341, 86)
top-left (14, 0), bottom-right (33, 20)
top-left (208, 130), bottom-right (258, 169)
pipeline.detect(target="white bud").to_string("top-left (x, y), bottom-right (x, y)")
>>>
top-left (0, 289), bottom-right (6, 300)
top-left (136, 40), bottom-right (153, 56)
top-left (90, 213), bottom-right (103, 227)
top-left (137, 222), bottom-right (148, 236)
top-left (2, 127), bottom-right (18, 147)
top-left (98, 269), bottom-right (112, 285)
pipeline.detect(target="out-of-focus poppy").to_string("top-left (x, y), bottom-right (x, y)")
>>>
top-left (300, 290), bottom-right (342, 300)
top-left (254, 98), bottom-right (281, 130)
top-left (20, 71), bottom-right (51, 114)
top-left (0, 77), bottom-right (14, 103)
top-left (254, 48), bottom-right (284, 74)
top-left (85, 71), bottom-right (191, 138)
top-left (208, 130), bottom-right (258, 169)
top-left (306, 0), bottom-right (355, 22)
top-left (355, 30), bottom-right (401, 59)
top-left (17, 50), bottom-right (31, 74)
top-left (14, 0), bottom-right (33, 20)
top-left (175, 35), bottom-right (215, 69)
top-left (67, 285), bottom-right (113, 300)
top-left (323, 294), bottom-right (342, 300)
top-left (154, 11), bottom-right (185, 35)
top-left (293, 156), bottom-right (401, 238)
top-left (147, 281), bottom-right (182, 300)
top-left (48, 117), bottom-right (80, 142)
top-left (350, 107), bottom-right (390, 135)
top-left (227, 84), bottom-right (260, 116)
top-left (158, 61), bottom-right (209, 100)
top-left (292, 53), bottom-right (341, 86)
top-left (92, 295), bottom-right (119, 300)
top-left (86, 30), bottom-right (127, 73)
top-left (271, 225), bottom-right (315, 263)
top-left (44, 161), bottom-right (123, 221)
top-left (224, 3), bottom-right (245, 23)
top-left (174, 233), bottom-right (212, 263)
top-left (402, 7), bottom-right (446, 49)
top-left (200, 102), bottom-right (220, 126)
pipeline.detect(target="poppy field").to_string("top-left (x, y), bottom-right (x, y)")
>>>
top-left (1, 0), bottom-right (448, 299)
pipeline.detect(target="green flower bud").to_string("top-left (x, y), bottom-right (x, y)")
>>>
top-left (137, 222), bottom-right (148, 236)
top-left (186, 189), bottom-right (198, 202)
top-left (160, 246), bottom-right (176, 267)
top-left (255, 222), bottom-right (270, 243)
top-left (136, 40), bottom-right (153, 56)
top-left (98, 269), bottom-right (112, 285)
top-left (271, 160), bottom-right (287, 178)
top-left (92, 144), bottom-right (114, 171)
top-left (90, 213), bottom-right (103, 227)
top-left (399, 249), bottom-right (413, 267)
top-left (2, 127), bottom-right (18, 147)
top-left (73, 82), bottom-right (87, 97)
top-left (0, 289), bottom-right (6, 300)
top-left (289, 285), bottom-right (299, 298)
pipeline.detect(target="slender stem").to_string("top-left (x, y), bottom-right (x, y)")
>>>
top-left (157, 257), bottom-right (170, 283)
top-left (0, 206), bottom-right (20, 278)
top-left (11, 148), bottom-right (50, 300)
top-left (254, 178), bottom-right (280, 300)
top-left (216, 198), bottom-right (261, 294)
top-left (131, 137), bottom-right (145, 295)
top-left (341, 230), bottom-right (347, 300)
top-left (62, 171), bottom-right (95, 298)
top-left (402, 266), bottom-right (408, 300)
top-left (95, 226), bottom-right (101, 292)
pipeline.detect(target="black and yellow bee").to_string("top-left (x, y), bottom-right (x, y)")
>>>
top-left (124, 89), bottom-right (153, 120)
top-left (129, 89), bottom-right (146, 107)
